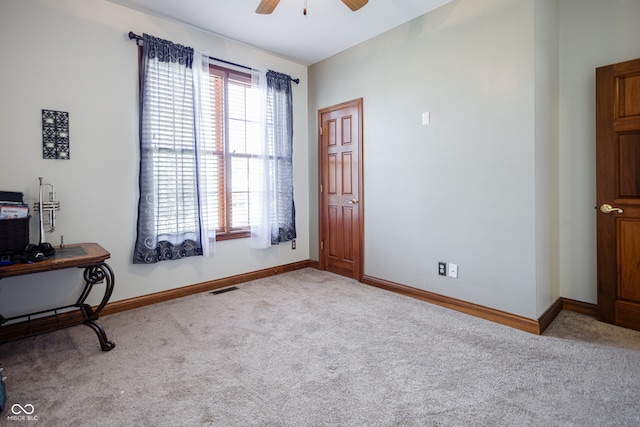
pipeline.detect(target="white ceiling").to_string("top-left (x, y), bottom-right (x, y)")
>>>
top-left (106, 0), bottom-right (453, 65)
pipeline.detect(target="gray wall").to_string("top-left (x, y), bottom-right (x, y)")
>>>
top-left (309, 0), bottom-right (640, 319)
top-left (310, 0), bottom-right (542, 318)
top-left (534, 0), bottom-right (560, 317)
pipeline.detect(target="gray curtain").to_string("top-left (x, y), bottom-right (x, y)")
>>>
top-left (133, 34), bottom-right (204, 264)
top-left (266, 70), bottom-right (296, 244)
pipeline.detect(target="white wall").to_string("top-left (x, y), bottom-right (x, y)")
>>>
top-left (309, 0), bottom-right (541, 318)
top-left (558, 0), bottom-right (640, 304)
top-left (0, 0), bottom-right (309, 316)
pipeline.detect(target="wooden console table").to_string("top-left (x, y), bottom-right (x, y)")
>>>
top-left (0, 243), bottom-right (115, 351)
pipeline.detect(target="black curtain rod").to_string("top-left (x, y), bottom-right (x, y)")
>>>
top-left (128, 31), bottom-right (299, 85)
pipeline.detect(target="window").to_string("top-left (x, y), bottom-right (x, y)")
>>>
top-left (206, 66), bottom-right (297, 245)
top-left (138, 60), bottom-right (261, 243)
top-left (207, 66), bottom-right (262, 240)
top-left (133, 33), bottom-right (296, 264)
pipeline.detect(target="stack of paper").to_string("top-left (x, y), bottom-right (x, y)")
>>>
top-left (0, 191), bottom-right (29, 219)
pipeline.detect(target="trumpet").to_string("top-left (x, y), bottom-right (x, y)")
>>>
top-left (33, 177), bottom-right (60, 245)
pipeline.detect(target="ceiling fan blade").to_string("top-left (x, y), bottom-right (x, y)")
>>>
top-left (256, 0), bottom-right (280, 14)
top-left (342, 0), bottom-right (368, 12)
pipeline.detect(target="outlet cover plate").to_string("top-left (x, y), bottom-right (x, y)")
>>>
top-left (438, 262), bottom-right (446, 276)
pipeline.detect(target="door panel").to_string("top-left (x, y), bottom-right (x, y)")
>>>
top-left (596, 57), bottom-right (640, 331)
top-left (618, 74), bottom-right (640, 118)
top-left (619, 220), bottom-right (640, 301)
top-left (328, 154), bottom-right (337, 193)
top-left (319, 99), bottom-right (363, 280)
top-left (619, 133), bottom-right (640, 197)
top-left (342, 206), bottom-right (355, 262)
top-left (342, 116), bottom-right (352, 144)
top-left (342, 152), bottom-right (353, 195)
top-left (328, 120), bottom-right (337, 147)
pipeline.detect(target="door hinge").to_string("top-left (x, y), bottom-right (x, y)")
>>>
top-left (320, 126), bottom-right (323, 136)
top-left (320, 241), bottom-right (324, 251)
top-left (320, 184), bottom-right (323, 193)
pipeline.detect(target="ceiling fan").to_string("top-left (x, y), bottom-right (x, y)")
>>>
top-left (256, 0), bottom-right (369, 14)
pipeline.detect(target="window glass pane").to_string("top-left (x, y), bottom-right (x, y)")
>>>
top-left (228, 79), bottom-right (263, 157)
top-left (230, 156), bottom-right (250, 228)
top-left (228, 118), bottom-right (247, 154)
top-left (231, 156), bottom-right (249, 192)
top-left (245, 120), bottom-right (262, 156)
top-left (227, 83), bottom-right (246, 119)
top-left (231, 192), bottom-right (249, 228)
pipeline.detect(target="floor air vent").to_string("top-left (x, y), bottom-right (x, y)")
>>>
top-left (210, 286), bottom-right (239, 295)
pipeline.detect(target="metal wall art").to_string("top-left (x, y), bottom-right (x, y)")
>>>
top-left (42, 109), bottom-right (70, 160)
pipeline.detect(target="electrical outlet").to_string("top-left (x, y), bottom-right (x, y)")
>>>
top-left (448, 263), bottom-right (458, 278)
top-left (291, 239), bottom-right (296, 250)
top-left (438, 262), bottom-right (446, 276)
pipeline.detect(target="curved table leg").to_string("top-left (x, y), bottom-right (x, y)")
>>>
top-left (83, 319), bottom-right (116, 351)
top-left (77, 262), bottom-right (116, 351)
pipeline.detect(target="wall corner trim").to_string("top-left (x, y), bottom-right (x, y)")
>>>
top-left (561, 297), bottom-right (598, 317)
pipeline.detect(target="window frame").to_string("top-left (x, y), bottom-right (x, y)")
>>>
top-left (208, 64), bottom-right (255, 241)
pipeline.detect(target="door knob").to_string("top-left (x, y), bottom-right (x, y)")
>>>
top-left (600, 204), bottom-right (623, 214)
top-left (346, 199), bottom-right (359, 204)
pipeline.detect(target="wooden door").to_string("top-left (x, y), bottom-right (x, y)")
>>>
top-left (596, 57), bottom-right (640, 331)
top-left (318, 99), bottom-right (363, 280)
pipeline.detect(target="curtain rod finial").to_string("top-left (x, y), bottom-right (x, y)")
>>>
top-left (128, 31), bottom-right (142, 45)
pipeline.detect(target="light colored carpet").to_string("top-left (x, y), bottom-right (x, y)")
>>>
top-left (1, 268), bottom-right (639, 426)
